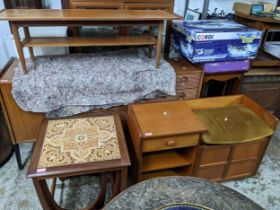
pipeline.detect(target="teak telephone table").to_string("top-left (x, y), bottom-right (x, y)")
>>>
top-left (0, 9), bottom-right (181, 74)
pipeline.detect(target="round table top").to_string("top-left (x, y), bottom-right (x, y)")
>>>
top-left (104, 176), bottom-right (264, 210)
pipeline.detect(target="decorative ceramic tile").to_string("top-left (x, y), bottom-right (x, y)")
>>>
top-left (38, 116), bottom-right (121, 168)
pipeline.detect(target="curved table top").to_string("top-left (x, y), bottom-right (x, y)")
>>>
top-left (235, 13), bottom-right (280, 30)
top-left (104, 176), bottom-right (264, 210)
top-left (235, 12), bottom-right (280, 24)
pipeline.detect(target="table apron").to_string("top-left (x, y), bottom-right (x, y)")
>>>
top-left (12, 20), bottom-right (163, 27)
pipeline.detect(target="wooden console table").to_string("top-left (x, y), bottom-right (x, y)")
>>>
top-left (0, 9), bottom-right (180, 73)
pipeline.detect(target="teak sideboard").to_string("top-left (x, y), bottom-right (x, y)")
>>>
top-left (127, 95), bottom-right (278, 182)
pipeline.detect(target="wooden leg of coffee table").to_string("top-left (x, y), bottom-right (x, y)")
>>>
top-left (88, 173), bottom-right (107, 210)
top-left (156, 22), bottom-right (163, 69)
top-left (120, 168), bottom-right (128, 191)
top-left (164, 20), bottom-right (172, 60)
top-left (10, 23), bottom-right (27, 74)
top-left (148, 26), bottom-right (153, 58)
top-left (111, 171), bottom-right (121, 198)
top-left (23, 27), bottom-right (35, 62)
top-left (33, 178), bottom-right (65, 210)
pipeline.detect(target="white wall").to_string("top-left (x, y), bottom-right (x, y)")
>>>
top-left (0, 0), bottom-right (67, 70)
top-left (0, 0), bottom-right (14, 69)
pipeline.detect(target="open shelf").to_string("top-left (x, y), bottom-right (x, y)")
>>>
top-left (142, 150), bottom-right (192, 173)
top-left (141, 167), bottom-right (187, 181)
top-left (23, 36), bottom-right (157, 47)
top-left (251, 51), bottom-right (280, 67)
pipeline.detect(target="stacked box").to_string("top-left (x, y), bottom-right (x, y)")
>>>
top-left (171, 20), bottom-right (263, 64)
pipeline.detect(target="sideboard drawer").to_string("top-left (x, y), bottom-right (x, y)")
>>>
top-left (176, 73), bottom-right (201, 89)
top-left (142, 134), bottom-right (199, 152)
top-left (176, 88), bottom-right (199, 99)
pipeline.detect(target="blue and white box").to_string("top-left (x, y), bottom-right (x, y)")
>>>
top-left (171, 20), bottom-right (263, 63)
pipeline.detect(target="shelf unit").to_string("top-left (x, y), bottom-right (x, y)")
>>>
top-left (127, 100), bottom-right (206, 182)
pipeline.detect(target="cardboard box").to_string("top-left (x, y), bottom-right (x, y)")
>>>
top-left (171, 20), bottom-right (263, 63)
top-left (233, 2), bottom-right (264, 15)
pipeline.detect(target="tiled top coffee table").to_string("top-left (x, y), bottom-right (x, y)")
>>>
top-left (27, 114), bottom-right (130, 210)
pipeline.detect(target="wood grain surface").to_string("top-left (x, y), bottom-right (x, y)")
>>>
top-left (0, 9), bottom-right (181, 21)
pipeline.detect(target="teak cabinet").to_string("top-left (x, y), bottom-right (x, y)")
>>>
top-left (168, 58), bottom-right (203, 99)
top-left (128, 95), bottom-right (278, 183)
top-left (241, 67), bottom-right (280, 117)
top-left (127, 101), bottom-right (206, 182)
top-left (193, 139), bottom-right (269, 181)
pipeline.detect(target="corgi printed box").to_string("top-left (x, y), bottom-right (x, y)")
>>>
top-left (171, 20), bottom-right (263, 63)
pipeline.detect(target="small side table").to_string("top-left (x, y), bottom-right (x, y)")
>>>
top-left (201, 72), bottom-right (244, 97)
top-left (27, 114), bottom-right (130, 210)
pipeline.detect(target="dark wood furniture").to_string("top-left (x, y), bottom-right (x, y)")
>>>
top-left (168, 58), bottom-right (203, 99)
top-left (185, 95), bottom-right (278, 182)
top-left (241, 65), bottom-right (280, 117)
top-left (127, 101), bottom-right (206, 182)
top-left (27, 113), bottom-right (130, 210)
top-left (4, 0), bottom-right (43, 9)
top-left (0, 59), bottom-right (15, 166)
top-left (0, 9), bottom-right (180, 73)
top-left (201, 72), bottom-right (244, 97)
top-left (0, 107), bottom-right (13, 166)
top-left (61, 0), bottom-right (175, 57)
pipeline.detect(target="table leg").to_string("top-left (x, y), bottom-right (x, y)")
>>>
top-left (23, 27), bottom-right (35, 62)
top-left (70, 26), bottom-right (82, 53)
top-left (164, 20), bottom-right (172, 60)
top-left (148, 26), bottom-right (153, 58)
top-left (88, 173), bottom-right (107, 210)
top-left (10, 22), bottom-right (27, 74)
top-left (120, 168), bottom-right (128, 191)
top-left (33, 178), bottom-right (65, 210)
top-left (156, 22), bottom-right (163, 69)
top-left (14, 144), bottom-right (24, 170)
top-left (111, 171), bottom-right (121, 198)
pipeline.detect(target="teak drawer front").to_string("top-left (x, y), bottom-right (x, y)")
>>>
top-left (197, 165), bottom-right (225, 181)
top-left (176, 88), bottom-right (199, 99)
top-left (70, 1), bottom-right (124, 9)
top-left (226, 159), bottom-right (257, 178)
top-left (199, 146), bottom-right (230, 166)
top-left (176, 73), bottom-right (201, 89)
top-left (142, 134), bottom-right (199, 153)
top-left (125, 3), bottom-right (172, 10)
top-left (231, 140), bottom-right (265, 161)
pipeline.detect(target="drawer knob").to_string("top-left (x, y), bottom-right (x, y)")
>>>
top-left (166, 140), bottom-right (176, 146)
top-left (181, 77), bottom-right (188, 82)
